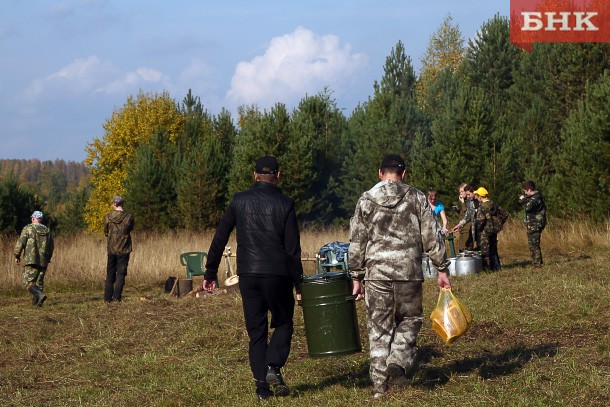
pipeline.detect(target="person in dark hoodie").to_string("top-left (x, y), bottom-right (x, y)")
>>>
top-left (203, 156), bottom-right (303, 401)
top-left (349, 154), bottom-right (451, 399)
top-left (14, 211), bottom-right (54, 307)
top-left (104, 196), bottom-right (134, 303)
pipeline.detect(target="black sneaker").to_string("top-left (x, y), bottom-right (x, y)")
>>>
top-left (266, 365), bottom-right (289, 397)
top-left (387, 363), bottom-right (408, 387)
top-left (257, 388), bottom-right (273, 401)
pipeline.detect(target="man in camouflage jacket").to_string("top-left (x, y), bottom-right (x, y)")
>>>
top-left (452, 183), bottom-right (478, 252)
top-left (104, 196), bottom-right (134, 303)
top-left (14, 211), bottom-right (54, 306)
top-left (348, 154), bottom-right (451, 399)
top-left (519, 180), bottom-right (547, 267)
top-left (473, 187), bottom-right (501, 271)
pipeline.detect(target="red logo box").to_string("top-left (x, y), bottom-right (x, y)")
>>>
top-left (510, 0), bottom-right (610, 50)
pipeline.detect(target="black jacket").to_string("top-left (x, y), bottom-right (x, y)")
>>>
top-left (205, 181), bottom-right (303, 287)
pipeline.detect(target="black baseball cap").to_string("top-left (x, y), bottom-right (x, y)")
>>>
top-left (380, 154), bottom-right (405, 170)
top-left (255, 155), bottom-right (279, 174)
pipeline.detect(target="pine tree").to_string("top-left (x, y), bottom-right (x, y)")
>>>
top-left (463, 14), bottom-right (521, 99)
top-left (341, 41), bottom-right (422, 215)
top-left (550, 73), bottom-right (610, 220)
top-left (175, 102), bottom-right (236, 229)
top-left (124, 130), bottom-right (178, 230)
top-left (289, 89), bottom-right (347, 224)
top-left (506, 43), bottom-right (610, 191)
top-left (228, 104), bottom-right (292, 199)
top-left (425, 81), bottom-right (493, 197)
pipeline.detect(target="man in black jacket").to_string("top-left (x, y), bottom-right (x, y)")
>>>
top-left (203, 156), bottom-right (303, 401)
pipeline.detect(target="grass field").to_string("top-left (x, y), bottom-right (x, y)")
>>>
top-left (1, 220), bottom-right (608, 406)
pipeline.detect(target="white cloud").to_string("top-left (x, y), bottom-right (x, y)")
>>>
top-left (226, 26), bottom-right (368, 108)
top-left (19, 56), bottom-right (176, 101)
top-left (100, 67), bottom-right (171, 94)
top-left (20, 56), bottom-right (117, 101)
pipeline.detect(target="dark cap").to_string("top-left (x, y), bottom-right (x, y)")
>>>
top-left (112, 195), bottom-right (125, 206)
top-left (255, 156), bottom-right (279, 174)
top-left (380, 154), bottom-right (405, 171)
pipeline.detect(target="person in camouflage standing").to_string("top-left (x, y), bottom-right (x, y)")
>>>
top-left (348, 154), bottom-right (451, 399)
top-left (451, 183), bottom-right (478, 252)
top-left (519, 180), bottom-right (546, 268)
top-left (104, 196), bottom-right (134, 303)
top-left (473, 187), bottom-right (501, 271)
top-left (14, 211), bottom-right (54, 307)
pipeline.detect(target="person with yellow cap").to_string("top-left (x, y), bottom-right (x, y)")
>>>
top-left (473, 187), bottom-right (501, 270)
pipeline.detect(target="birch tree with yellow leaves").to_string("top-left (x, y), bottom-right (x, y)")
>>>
top-left (416, 14), bottom-right (465, 112)
top-left (84, 91), bottom-right (184, 232)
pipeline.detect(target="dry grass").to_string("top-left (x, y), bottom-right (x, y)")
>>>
top-left (0, 221), bottom-right (608, 406)
top-left (1, 227), bottom-right (353, 291)
top-left (2, 219), bottom-right (607, 290)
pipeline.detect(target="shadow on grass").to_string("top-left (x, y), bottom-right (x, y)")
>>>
top-left (415, 342), bottom-right (559, 389)
top-left (292, 362), bottom-right (371, 393)
top-left (293, 342), bottom-right (559, 393)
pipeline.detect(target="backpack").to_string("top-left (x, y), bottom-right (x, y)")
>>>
top-left (490, 203), bottom-right (509, 232)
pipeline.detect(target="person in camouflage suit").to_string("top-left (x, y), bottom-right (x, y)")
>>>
top-left (473, 187), bottom-right (501, 271)
top-left (452, 183), bottom-right (478, 252)
top-left (104, 196), bottom-right (135, 303)
top-left (519, 180), bottom-right (547, 268)
top-left (348, 154), bottom-right (451, 399)
top-left (14, 211), bottom-right (54, 307)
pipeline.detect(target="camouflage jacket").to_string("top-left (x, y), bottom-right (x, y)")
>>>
top-left (457, 198), bottom-right (477, 228)
top-left (348, 180), bottom-right (449, 282)
top-left (475, 199), bottom-right (496, 234)
top-left (104, 210), bottom-right (134, 256)
top-left (520, 191), bottom-right (547, 232)
top-left (14, 223), bottom-right (54, 267)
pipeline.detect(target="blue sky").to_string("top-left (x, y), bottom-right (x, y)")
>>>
top-left (0, 1), bottom-right (508, 162)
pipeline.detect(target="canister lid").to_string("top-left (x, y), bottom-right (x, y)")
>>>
top-left (302, 271), bottom-right (349, 284)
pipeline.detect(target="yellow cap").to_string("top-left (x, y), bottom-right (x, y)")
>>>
top-left (474, 187), bottom-right (489, 196)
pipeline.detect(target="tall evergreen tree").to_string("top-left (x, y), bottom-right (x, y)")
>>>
top-left (341, 41), bottom-right (422, 215)
top-left (175, 99), bottom-right (236, 229)
top-left (228, 104), bottom-right (292, 198)
top-left (424, 81), bottom-right (493, 197)
top-left (289, 89), bottom-right (347, 224)
top-left (506, 43), bottom-right (610, 191)
top-left (550, 73), bottom-right (610, 220)
top-left (463, 14), bottom-right (521, 99)
top-left (124, 130), bottom-right (178, 230)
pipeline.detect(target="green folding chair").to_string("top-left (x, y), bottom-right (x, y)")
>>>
top-left (180, 251), bottom-right (208, 280)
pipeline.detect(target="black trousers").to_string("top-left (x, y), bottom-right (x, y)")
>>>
top-left (105, 253), bottom-right (130, 302)
top-left (238, 275), bottom-right (295, 387)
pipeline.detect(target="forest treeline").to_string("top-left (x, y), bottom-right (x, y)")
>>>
top-left (0, 159), bottom-right (89, 234)
top-left (1, 15), bottom-right (609, 235)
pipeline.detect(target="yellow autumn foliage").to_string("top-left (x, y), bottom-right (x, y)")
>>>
top-left (416, 15), bottom-right (465, 110)
top-left (84, 90), bottom-right (184, 232)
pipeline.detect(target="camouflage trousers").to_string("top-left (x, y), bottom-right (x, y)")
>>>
top-left (479, 232), bottom-right (501, 270)
top-left (527, 230), bottom-right (543, 266)
top-left (22, 265), bottom-right (46, 289)
top-left (364, 280), bottom-right (423, 394)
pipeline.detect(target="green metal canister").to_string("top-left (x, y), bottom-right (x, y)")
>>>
top-left (299, 271), bottom-right (362, 357)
